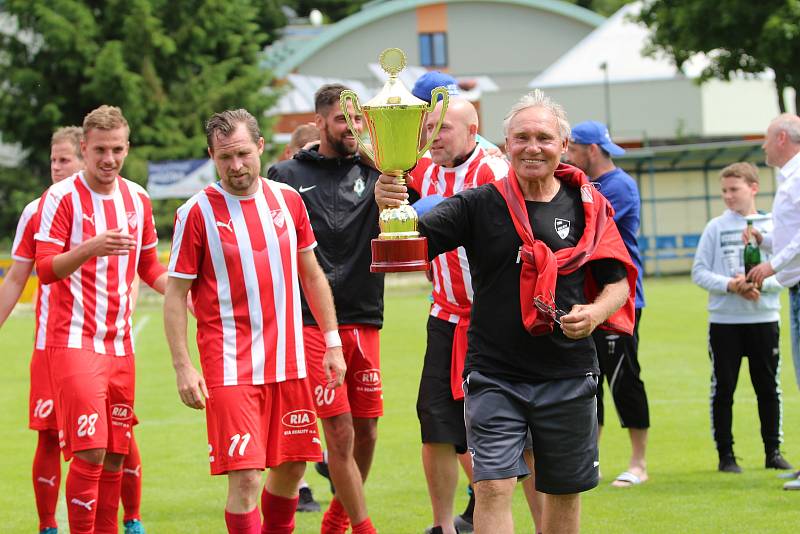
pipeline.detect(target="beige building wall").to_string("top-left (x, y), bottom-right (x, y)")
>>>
top-left (701, 79), bottom-right (787, 137)
top-left (447, 3), bottom-right (595, 83)
top-left (290, 1), bottom-right (597, 137)
top-left (520, 79), bottom-right (704, 145)
top-left (297, 10), bottom-right (418, 84)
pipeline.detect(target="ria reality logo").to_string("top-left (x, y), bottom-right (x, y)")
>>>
top-left (110, 403), bottom-right (134, 421)
top-left (355, 368), bottom-right (381, 386)
top-left (282, 409), bottom-right (317, 428)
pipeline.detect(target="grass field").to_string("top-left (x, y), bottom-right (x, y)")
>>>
top-left (2, 276), bottom-right (800, 533)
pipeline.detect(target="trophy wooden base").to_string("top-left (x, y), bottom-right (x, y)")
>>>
top-left (370, 237), bottom-right (428, 273)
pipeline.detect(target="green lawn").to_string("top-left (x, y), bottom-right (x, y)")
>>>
top-left (1, 276), bottom-right (799, 533)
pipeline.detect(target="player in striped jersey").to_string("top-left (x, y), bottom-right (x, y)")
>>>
top-left (0, 125), bottom-right (148, 534)
top-left (165, 109), bottom-right (346, 534)
top-left (33, 106), bottom-right (167, 534)
top-left (400, 98), bottom-right (508, 534)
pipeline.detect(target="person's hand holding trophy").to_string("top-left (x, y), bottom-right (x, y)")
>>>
top-left (340, 48), bottom-right (449, 272)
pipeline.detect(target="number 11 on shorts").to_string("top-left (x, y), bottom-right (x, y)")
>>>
top-left (228, 433), bottom-right (251, 457)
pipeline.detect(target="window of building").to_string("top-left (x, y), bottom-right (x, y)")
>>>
top-left (419, 32), bottom-right (448, 67)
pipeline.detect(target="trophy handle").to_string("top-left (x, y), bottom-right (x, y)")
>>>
top-left (418, 87), bottom-right (450, 158)
top-left (339, 90), bottom-right (375, 162)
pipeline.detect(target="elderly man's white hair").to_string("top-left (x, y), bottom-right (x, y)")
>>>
top-left (771, 112), bottom-right (800, 144)
top-left (503, 89), bottom-right (571, 140)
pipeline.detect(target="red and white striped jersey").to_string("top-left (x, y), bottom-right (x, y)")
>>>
top-left (34, 172), bottom-right (158, 356)
top-left (11, 196), bottom-right (52, 350)
top-left (168, 178), bottom-right (316, 388)
top-left (409, 147), bottom-right (509, 322)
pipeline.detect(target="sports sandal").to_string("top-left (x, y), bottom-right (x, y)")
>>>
top-left (612, 471), bottom-right (644, 487)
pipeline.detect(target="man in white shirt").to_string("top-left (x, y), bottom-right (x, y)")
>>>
top-left (746, 113), bottom-right (800, 490)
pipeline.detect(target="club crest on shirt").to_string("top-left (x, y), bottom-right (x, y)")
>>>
top-left (555, 218), bottom-right (570, 239)
top-left (354, 177), bottom-right (365, 197)
top-left (580, 184), bottom-right (594, 203)
top-left (126, 211), bottom-right (137, 231)
top-left (270, 209), bottom-right (285, 229)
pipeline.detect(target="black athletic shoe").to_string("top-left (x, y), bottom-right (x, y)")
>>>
top-left (424, 526), bottom-right (460, 534)
top-left (297, 486), bottom-right (321, 512)
top-left (718, 453), bottom-right (742, 473)
top-left (314, 458), bottom-right (335, 494)
top-left (765, 450), bottom-right (793, 470)
top-left (453, 514), bottom-right (473, 533)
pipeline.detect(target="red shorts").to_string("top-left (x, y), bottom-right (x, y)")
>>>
top-left (205, 379), bottom-right (323, 476)
top-left (46, 348), bottom-right (135, 458)
top-left (29, 349), bottom-right (58, 431)
top-left (304, 325), bottom-right (383, 419)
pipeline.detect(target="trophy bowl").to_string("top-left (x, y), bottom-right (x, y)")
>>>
top-left (339, 48), bottom-right (449, 273)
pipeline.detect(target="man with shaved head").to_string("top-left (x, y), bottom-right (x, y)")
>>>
top-left (402, 97), bottom-right (509, 534)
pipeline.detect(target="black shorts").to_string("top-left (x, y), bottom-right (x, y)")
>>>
top-left (464, 371), bottom-right (599, 495)
top-left (417, 316), bottom-right (467, 454)
top-left (594, 308), bottom-right (649, 428)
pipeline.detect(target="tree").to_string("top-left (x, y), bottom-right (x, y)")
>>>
top-left (570, 0), bottom-right (630, 16)
top-left (294, 1), bottom-right (368, 22)
top-left (0, 0), bottom-right (279, 236)
top-left (638, 0), bottom-right (800, 114)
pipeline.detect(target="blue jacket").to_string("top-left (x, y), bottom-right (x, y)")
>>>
top-left (593, 168), bottom-right (645, 308)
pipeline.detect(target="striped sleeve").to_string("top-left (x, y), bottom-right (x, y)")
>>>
top-left (139, 192), bottom-right (159, 250)
top-left (168, 198), bottom-right (204, 279)
top-left (34, 186), bottom-right (72, 248)
top-left (11, 198), bottom-right (41, 262)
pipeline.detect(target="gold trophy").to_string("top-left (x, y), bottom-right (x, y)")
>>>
top-left (340, 48), bottom-right (449, 272)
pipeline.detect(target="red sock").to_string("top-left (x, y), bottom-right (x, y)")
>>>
top-left (321, 497), bottom-right (350, 534)
top-left (225, 507), bottom-right (261, 534)
top-left (32, 430), bottom-right (61, 531)
top-left (121, 436), bottom-right (142, 522)
top-left (95, 468), bottom-right (123, 534)
top-left (352, 517), bottom-right (377, 534)
top-left (65, 456), bottom-right (103, 534)
top-left (261, 489), bottom-right (298, 534)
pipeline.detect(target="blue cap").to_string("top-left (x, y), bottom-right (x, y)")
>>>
top-left (570, 121), bottom-right (625, 156)
top-left (411, 71), bottom-right (459, 103)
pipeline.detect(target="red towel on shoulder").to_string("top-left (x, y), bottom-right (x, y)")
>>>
top-left (491, 163), bottom-right (636, 336)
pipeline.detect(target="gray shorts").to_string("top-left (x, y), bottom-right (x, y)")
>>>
top-left (463, 371), bottom-right (599, 495)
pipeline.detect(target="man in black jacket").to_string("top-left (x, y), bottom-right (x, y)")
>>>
top-left (268, 84), bottom-right (382, 534)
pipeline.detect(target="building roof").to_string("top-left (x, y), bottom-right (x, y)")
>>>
top-left (530, 1), bottom-right (709, 88)
top-left (618, 139), bottom-right (765, 173)
top-left (269, 74), bottom-right (374, 115)
top-left (270, 64), bottom-right (500, 116)
top-left (366, 63), bottom-right (498, 101)
top-left (264, 0), bottom-right (605, 78)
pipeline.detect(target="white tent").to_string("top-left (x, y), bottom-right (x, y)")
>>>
top-left (530, 2), bottom-right (709, 89)
top-left (527, 1), bottom-right (782, 141)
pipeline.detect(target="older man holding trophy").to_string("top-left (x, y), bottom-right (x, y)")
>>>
top-left (376, 89), bottom-right (636, 534)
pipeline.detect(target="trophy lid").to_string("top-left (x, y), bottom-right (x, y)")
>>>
top-left (363, 48), bottom-right (427, 108)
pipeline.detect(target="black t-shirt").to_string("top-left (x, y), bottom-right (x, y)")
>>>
top-left (419, 182), bottom-right (626, 383)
